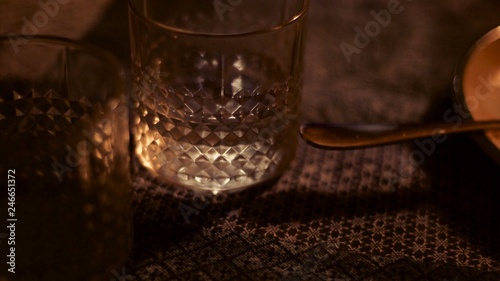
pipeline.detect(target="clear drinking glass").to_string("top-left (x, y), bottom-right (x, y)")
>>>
top-left (0, 37), bottom-right (132, 280)
top-left (128, 0), bottom-right (309, 193)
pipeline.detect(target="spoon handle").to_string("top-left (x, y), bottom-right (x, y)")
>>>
top-left (300, 120), bottom-right (500, 150)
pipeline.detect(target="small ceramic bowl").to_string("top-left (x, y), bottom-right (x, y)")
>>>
top-left (454, 26), bottom-right (500, 164)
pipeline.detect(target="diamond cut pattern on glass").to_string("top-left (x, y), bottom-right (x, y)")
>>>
top-left (0, 89), bottom-right (93, 136)
top-left (132, 53), bottom-right (299, 191)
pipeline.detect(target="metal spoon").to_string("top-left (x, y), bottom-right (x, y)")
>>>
top-left (299, 120), bottom-right (500, 150)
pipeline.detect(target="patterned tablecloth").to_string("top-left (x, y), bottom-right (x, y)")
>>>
top-left (3, 0), bottom-right (500, 280)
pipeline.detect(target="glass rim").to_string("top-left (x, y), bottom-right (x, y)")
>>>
top-left (0, 35), bottom-right (124, 75)
top-left (128, 0), bottom-right (310, 38)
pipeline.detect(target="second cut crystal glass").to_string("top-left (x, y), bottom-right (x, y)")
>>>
top-left (0, 37), bottom-right (132, 280)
